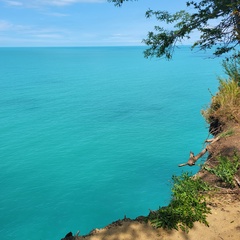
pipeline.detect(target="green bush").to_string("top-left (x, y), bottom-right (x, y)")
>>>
top-left (149, 172), bottom-right (211, 232)
top-left (204, 153), bottom-right (240, 188)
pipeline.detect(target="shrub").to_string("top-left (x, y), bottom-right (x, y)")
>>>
top-left (204, 153), bottom-right (240, 188)
top-left (149, 172), bottom-right (211, 232)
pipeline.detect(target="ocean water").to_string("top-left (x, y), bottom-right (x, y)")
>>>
top-left (0, 46), bottom-right (224, 240)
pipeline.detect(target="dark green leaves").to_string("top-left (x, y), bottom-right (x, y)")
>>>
top-left (148, 172), bottom-right (212, 232)
top-left (108, 0), bottom-right (137, 7)
top-left (204, 154), bottom-right (240, 188)
top-left (109, 0), bottom-right (240, 59)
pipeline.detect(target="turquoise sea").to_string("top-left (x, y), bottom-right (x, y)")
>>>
top-left (0, 46), bottom-right (224, 240)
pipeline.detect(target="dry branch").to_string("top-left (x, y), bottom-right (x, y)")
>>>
top-left (234, 176), bottom-right (240, 187)
top-left (179, 136), bottom-right (220, 167)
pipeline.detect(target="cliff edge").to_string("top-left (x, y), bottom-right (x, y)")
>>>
top-left (61, 124), bottom-right (240, 240)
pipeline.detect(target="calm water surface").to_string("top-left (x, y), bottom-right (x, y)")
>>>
top-left (0, 47), bottom-right (223, 239)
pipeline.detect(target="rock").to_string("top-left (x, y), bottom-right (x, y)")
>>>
top-left (61, 231), bottom-right (74, 240)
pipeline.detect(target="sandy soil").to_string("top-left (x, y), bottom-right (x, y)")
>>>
top-left (62, 193), bottom-right (240, 240)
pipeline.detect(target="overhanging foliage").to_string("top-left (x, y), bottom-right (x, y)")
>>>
top-left (109, 0), bottom-right (240, 59)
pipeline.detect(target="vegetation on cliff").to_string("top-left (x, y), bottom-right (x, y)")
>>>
top-left (62, 2), bottom-right (240, 239)
top-left (199, 56), bottom-right (240, 190)
top-left (202, 57), bottom-right (240, 135)
top-left (147, 57), bottom-right (240, 232)
top-left (148, 172), bottom-right (212, 232)
top-left (109, 0), bottom-right (240, 235)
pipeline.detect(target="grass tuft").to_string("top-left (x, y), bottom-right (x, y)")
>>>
top-left (202, 56), bottom-right (240, 131)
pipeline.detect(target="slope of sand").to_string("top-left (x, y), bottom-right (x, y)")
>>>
top-left (64, 193), bottom-right (240, 240)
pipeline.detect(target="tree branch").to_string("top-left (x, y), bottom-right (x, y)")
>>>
top-left (178, 136), bottom-right (220, 167)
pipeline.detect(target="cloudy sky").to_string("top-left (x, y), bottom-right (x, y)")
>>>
top-left (0, 0), bottom-right (189, 47)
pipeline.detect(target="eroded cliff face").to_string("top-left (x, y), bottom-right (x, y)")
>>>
top-left (61, 108), bottom-right (240, 240)
top-left (61, 124), bottom-right (240, 240)
top-left (197, 125), bottom-right (240, 188)
top-left (199, 82), bottom-right (240, 187)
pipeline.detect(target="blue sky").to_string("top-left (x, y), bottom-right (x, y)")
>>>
top-left (0, 0), bottom-right (191, 47)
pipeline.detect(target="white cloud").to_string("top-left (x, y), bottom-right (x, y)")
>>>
top-left (0, 20), bottom-right (12, 31)
top-left (45, 12), bottom-right (69, 17)
top-left (44, 0), bottom-right (106, 6)
top-left (33, 33), bottom-right (63, 38)
top-left (21, 26), bottom-right (68, 39)
top-left (0, 18), bottom-right (67, 39)
top-left (3, 0), bottom-right (106, 7)
top-left (4, 1), bottom-right (23, 6)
